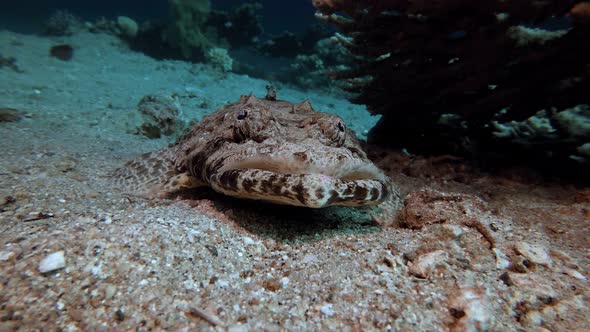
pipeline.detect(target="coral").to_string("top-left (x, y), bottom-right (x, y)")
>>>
top-left (507, 25), bottom-right (570, 47)
top-left (554, 104), bottom-right (590, 138)
top-left (577, 143), bottom-right (590, 158)
top-left (570, 2), bottom-right (590, 25)
top-left (87, 17), bottom-right (118, 35)
top-left (205, 47), bottom-right (233, 72)
top-left (116, 16), bottom-right (139, 39)
top-left (492, 110), bottom-right (557, 139)
top-left (284, 37), bottom-right (353, 91)
top-left (289, 54), bottom-right (326, 89)
top-left (314, 0), bottom-right (590, 169)
top-left (45, 10), bottom-right (82, 36)
top-left (164, 0), bottom-right (213, 58)
top-left (292, 54), bottom-right (324, 72)
top-left (258, 31), bottom-right (302, 57)
top-left (127, 1), bottom-right (234, 62)
top-left (490, 104), bottom-right (590, 163)
top-left (315, 37), bottom-right (350, 64)
top-left (207, 3), bottom-right (264, 47)
top-left (257, 24), bottom-right (332, 58)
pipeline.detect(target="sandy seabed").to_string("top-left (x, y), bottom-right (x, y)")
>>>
top-left (0, 30), bottom-right (589, 331)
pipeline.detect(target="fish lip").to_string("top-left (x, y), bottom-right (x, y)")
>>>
top-left (210, 168), bottom-right (390, 208)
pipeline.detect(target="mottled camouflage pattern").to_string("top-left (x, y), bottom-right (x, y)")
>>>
top-left (112, 94), bottom-right (395, 208)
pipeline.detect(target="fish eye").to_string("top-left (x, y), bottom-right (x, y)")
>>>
top-left (337, 122), bottom-right (345, 132)
top-left (237, 109), bottom-right (248, 120)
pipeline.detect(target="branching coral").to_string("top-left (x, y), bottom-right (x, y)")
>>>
top-left (313, 0), bottom-right (590, 167)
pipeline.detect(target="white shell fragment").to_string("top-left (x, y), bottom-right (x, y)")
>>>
top-left (39, 251), bottom-right (66, 273)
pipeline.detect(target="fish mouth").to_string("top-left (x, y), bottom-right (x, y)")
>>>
top-left (208, 158), bottom-right (390, 208)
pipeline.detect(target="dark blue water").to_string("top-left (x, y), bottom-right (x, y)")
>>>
top-left (0, 0), bottom-right (316, 35)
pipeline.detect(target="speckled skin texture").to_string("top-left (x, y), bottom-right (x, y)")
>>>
top-left (113, 94), bottom-right (397, 208)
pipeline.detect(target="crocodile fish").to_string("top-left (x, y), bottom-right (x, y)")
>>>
top-left (112, 94), bottom-right (396, 208)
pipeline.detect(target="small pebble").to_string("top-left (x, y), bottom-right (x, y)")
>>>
top-left (105, 284), bottom-right (117, 299)
top-left (301, 254), bottom-right (318, 264)
top-left (280, 277), bottom-right (289, 287)
top-left (216, 279), bottom-right (229, 288)
top-left (56, 301), bottom-right (65, 311)
top-left (320, 304), bottom-right (334, 317)
top-left (39, 251), bottom-right (66, 273)
top-left (442, 224), bottom-right (465, 239)
top-left (227, 325), bottom-right (248, 332)
top-left (562, 268), bottom-right (587, 281)
top-left (115, 309), bottom-right (125, 322)
top-left (493, 248), bottom-right (511, 270)
top-left (0, 251), bottom-right (15, 261)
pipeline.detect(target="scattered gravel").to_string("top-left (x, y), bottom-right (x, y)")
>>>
top-left (0, 30), bottom-right (588, 331)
